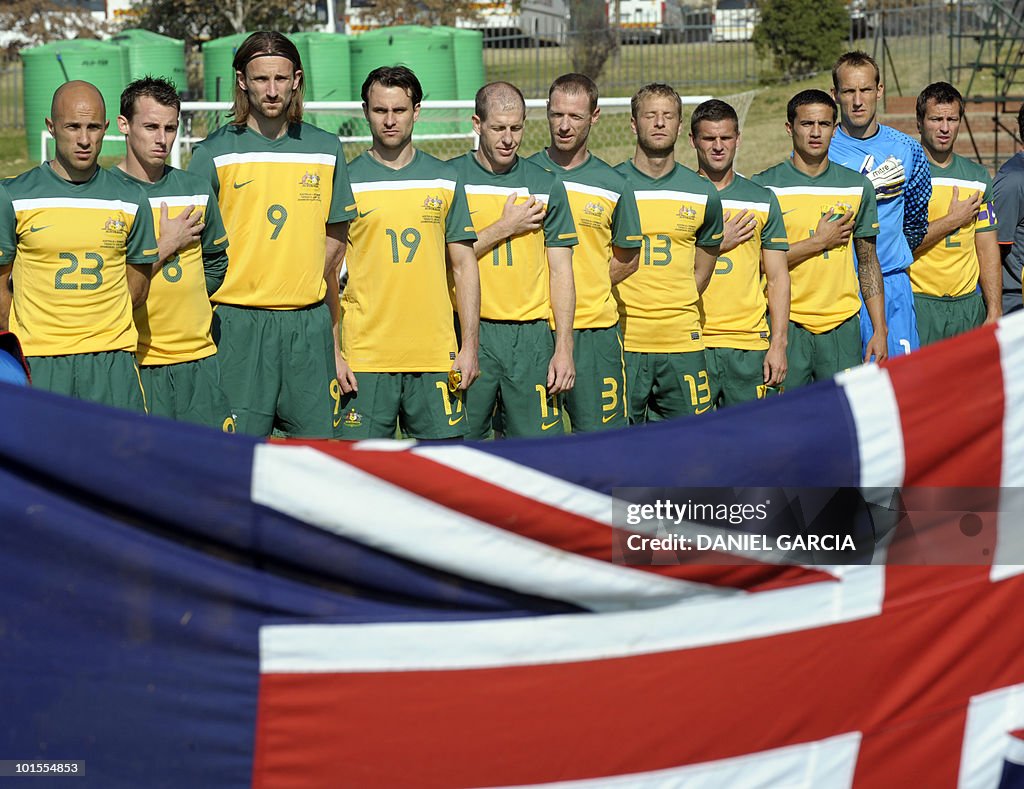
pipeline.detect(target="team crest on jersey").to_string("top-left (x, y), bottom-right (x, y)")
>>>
top-left (821, 201), bottom-right (853, 218)
top-left (583, 201), bottom-right (605, 217)
top-left (422, 195), bottom-right (444, 212)
top-left (677, 205), bottom-right (698, 221)
top-left (342, 408), bottom-right (363, 428)
top-left (103, 216), bottom-right (128, 235)
top-left (299, 172), bottom-right (321, 188)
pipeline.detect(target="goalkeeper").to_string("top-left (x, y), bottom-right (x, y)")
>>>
top-left (829, 51), bottom-right (931, 359)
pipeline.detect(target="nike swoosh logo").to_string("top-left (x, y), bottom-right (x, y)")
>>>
top-left (233, 180), bottom-right (253, 189)
top-left (29, 225), bottom-right (51, 233)
top-left (694, 405), bottom-right (712, 415)
top-left (601, 413), bottom-right (617, 424)
top-left (333, 416), bottom-right (344, 428)
top-left (541, 419), bottom-right (561, 430)
top-left (469, 210), bottom-right (479, 215)
top-left (781, 209), bottom-right (797, 216)
top-left (358, 208), bottom-right (377, 218)
top-left (448, 414), bottom-right (465, 426)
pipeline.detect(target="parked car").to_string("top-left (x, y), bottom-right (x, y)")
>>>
top-left (711, 0), bottom-right (758, 42)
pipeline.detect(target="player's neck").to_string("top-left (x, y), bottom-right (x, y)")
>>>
top-left (699, 165), bottom-right (735, 190)
top-left (840, 117), bottom-right (879, 140)
top-left (118, 154), bottom-right (164, 184)
top-left (545, 144), bottom-right (588, 170)
top-left (791, 150), bottom-right (829, 177)
top-left (49, 157), bottom-right (96, 184)
top-left (632, 147), bottom-right (675, 179)
top-left (474, 148), bottom-right (515, 175)
top-left (247, 113), bottom-right (290, 141)
top-left (369, 141), bottom-right (416, 169)
top-left (924, 146), bottom-right (953, 168)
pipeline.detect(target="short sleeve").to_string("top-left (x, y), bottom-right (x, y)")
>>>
top-left (696, 187), bottom-right (724, 247)
top-left (761, 190), bottom-right (790, 250)
top-left (854, 177), bottom-right (880, 238)
top-left (611, 182), bottom-right (642, 249)
top-left (445, 173), bottom-right (476, 244)
top-left (542, 177), bottom-right (578, 248)
top-left (327, 137), bottom-right (357, 225)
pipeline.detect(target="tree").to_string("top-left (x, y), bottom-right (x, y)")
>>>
top-left (753, 0), bottom-right (849, 80)
top-left (0, 0), bottom-right (116, 53)
top-left (130, 0), bottom-right (319, 45)
top-left (569, 0), bottom-right (618, 81)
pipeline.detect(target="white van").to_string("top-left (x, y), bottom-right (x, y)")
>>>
top-left (711, 0), bottom-right (758, 42)
top-left (520, 0), bottom-right (668, 45)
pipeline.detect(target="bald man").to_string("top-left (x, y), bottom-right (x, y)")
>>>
top-left (0, 80), bottom-right (158, 410)
top-left (451, 81), bottom-right (578, 438)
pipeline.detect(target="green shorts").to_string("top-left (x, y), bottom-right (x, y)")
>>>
top-left (466, 319), bottom-right (564, 439)
top-left (913, 290), bottom-right (984, 346)
top-left (140, 354), bottom-right (236, 432)
top-left (786, 315), bottom-right (862, 389)
top-left (212, 302), bottom-right (336, 438)
top-left (705, 346), bottom-right (780, 407)
top-left (27, 350), bottom-right (146, 413)
top-left (624, 349), bottom-right (711, 422)
top-left (564, 326), bottom-right (628, 432)
top-left (335, 371), bottom-right (468, 440)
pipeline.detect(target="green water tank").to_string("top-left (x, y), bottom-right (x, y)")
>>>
top-left (21, 39), bottom-right (130, 159)
top-left (433, 26), bottom-right (484, 101)
top-left (201, 32), bottom-right (251, 103)
top-left (433, 26), bottom-right (483, 135)
top-left (292, 32), bottom-right (352, 136)
top-left (111, 29), bottom-right (187, 92)
top-left (349, 26), bottom-right (458, 136)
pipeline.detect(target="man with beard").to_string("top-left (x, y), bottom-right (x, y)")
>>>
top-left (188, 31), bottom-right (356, 438)
top-left (614, 82), bottom-right (723, 421)
top-left (528, 73), bottom-right (641, 431)
top-left (334, 65), bottom-right (481, 439)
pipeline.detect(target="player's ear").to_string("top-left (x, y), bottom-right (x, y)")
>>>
top-left (116, 115), bottom-right (129, 135)
top-left (592, 106), bottom-right (601, 124)
top-left (412, 103), bottom-right (421, 123)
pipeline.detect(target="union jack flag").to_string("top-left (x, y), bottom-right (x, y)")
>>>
top-left (1, 317), bottom-right (1024, 787)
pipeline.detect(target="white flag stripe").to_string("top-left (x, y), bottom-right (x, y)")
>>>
top-left (494, 732), bottom-right (862, 789)
top-left (12, 197), bottom-right (140, 215)
top-left (958, 682), bottom-right (1024, 789)
top-left (146, 195), bottom-right (210, 209)
top-left (252, 444), bottom-right (712, 613)
top-left (634, 190), bottom-right (709, 205)
top-left (351, 179), bottom-right (456, 193)
top-left (260, 565), bottom-right (883, 672)
top-left (836, 364), bottom-right (905, 489)
top-left (994, 317), bottom-right (1024, 579)
top-left (212, 152), bottom-right (336, 167)
top-left (563, 181), bottom-right (621, 203)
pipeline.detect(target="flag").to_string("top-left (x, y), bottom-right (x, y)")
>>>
top-left (2, 317), bottom-right (1024, 788)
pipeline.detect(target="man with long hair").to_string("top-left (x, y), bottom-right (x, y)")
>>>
top-left (189, 31), bottom-right (356, 438)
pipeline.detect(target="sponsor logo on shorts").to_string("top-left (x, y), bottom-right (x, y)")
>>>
top-left (694, 404), bottom-right (712, 415)
top-left (448, 414), bottom-right (465, 426)
top-left (541, 419), bottom-right (561, 431)
top-left (342, 408), bottom-right (363, 428)
top-left (601, 413), bottom-right (617, 424)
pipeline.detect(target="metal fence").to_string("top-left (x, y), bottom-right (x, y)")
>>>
top-left (0, 57), bottom-right (23, 129)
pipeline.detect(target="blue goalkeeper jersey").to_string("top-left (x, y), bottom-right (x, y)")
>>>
top-left (828, 123), bottom-right (931, 275)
